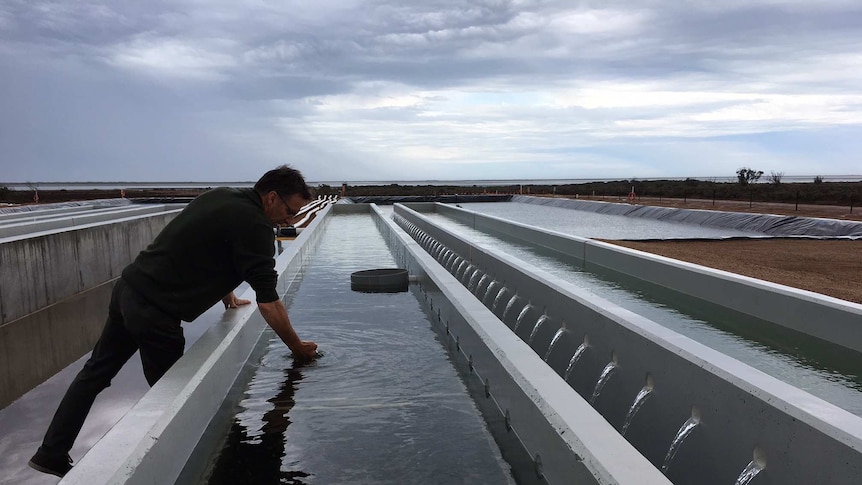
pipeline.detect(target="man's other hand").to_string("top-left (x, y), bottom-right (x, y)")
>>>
top-left (222, 292), bottom-right (252, 309)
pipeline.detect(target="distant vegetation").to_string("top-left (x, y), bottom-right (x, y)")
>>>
top-left (1, 179), bottom-right (859, 208)
top-left (736, 167), bottom-right (763, 185)
top-left (324, 178), bottom-right (861, 207)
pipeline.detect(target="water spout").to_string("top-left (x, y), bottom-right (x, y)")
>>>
top-left (734, 448), bottom-right (767, 485)
top-left (491, 287), bottom-right (508, 313)
top-left (514, 304), bottom-right (533, 332)
top-left (528, 315), bottom-right (549, 344)
top-left (661, 406), bottom-right (702, 474)
top-left (564, 337), bottom-right (589, 381)
top-left (502, 295), bottom-right (520, 322)
top-left (544, 328), bottom-right (566, 361)
top-left (474, 274), bottom-right (490, 296)
top-left (467, 271), bottom-right (482, 291)
top-left (621, 374), bottom-right (654, 436)
top-left (483, 281), bottom-right (499, 305)
top-left (455, 260), bottom-right (468, 279)
top-left (462, 266), bottom-right (476, 286)
top-left (589, 356), bottom-right (618, 404)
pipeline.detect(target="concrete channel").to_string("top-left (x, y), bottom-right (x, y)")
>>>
top-left (391, 203), bottom-right (862, 484)
top-left (4, 199), bottom-right (861, 484)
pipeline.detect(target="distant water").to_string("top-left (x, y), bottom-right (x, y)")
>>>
top-left (3, 175), bottom-right (860, 190)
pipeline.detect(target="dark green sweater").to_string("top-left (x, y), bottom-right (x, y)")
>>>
top-left (122, 187), bottom-right (279, 321)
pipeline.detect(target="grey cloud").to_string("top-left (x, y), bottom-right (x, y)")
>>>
top-left (2, 1), bottom-right (862, 182)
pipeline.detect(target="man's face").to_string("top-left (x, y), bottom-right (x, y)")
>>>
top-left (265, 191), bottom-right (308, 225)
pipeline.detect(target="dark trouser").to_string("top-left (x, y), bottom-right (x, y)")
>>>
top-left (39, 278), bottom-right (184, 457)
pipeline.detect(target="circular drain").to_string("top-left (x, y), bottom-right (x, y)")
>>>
top-left (350, 268), bottom-right (409, 293)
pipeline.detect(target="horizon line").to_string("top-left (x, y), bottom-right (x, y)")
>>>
top-left (2, 174), bottom-right (861, 185)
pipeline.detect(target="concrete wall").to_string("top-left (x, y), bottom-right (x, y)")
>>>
top-left (0, 210), bottom-right (182, 408)
top-left (0, 282), bottom-right (115, 408)
top-left (394, 203), bottom-right (862, 485)
top-left (61, 204), bottom-right (333, 485)
top-left (426, 202), bottom-right (862, 354)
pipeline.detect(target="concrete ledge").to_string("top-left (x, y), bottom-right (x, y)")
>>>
top-left (394, 203), bottom-right (862, 485)
top-left (0, 205), bottom-right (104, 224)
top-left (377, 205), bottom-right (670, 484)
top-left (60, 205), bottom-right (332, 485)
top-left (424, 202), bottom-right (862, 353)
top-left (0, 199), bottom-right (130, 217)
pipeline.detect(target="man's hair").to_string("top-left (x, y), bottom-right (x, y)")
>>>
top-left (254, 165), bottom-right (312, 200)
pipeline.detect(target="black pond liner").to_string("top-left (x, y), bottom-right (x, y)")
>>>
top-left (350, 268), bottom-right (409, 293)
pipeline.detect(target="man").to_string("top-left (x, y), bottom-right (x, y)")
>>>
top-left (28, 165), bottom-right (318, 478)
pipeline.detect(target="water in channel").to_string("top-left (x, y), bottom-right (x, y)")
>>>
top-left (203, 213), bottom-right (513, 484)
top-left (420, 208), bottom-right (862, 417)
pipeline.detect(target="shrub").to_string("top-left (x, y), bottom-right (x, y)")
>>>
top-left (737, 168), bottom-right (764, 185)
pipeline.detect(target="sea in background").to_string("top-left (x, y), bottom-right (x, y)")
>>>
top-left (2, 175), bottom-right (861, 190)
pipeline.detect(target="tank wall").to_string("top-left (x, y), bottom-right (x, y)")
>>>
top-left (0, 209), bottom-right (182, 326)
top-left (394, 203), bottom-right (862, 485)
top-left (0, 210), bottom-right (181, 407)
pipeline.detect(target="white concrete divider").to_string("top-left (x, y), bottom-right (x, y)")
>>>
top-left (583, 239), bottom-right (862, 353)
top-left (61, 204), bottom-right (333, 485)
top-left (375, 205), bottom-right (671, 485)
top-left (427, 202), bottom-right (862, 354)
top-left (0, 204), bottom-right (181, 239)
top-left (0, 205), bottom-right (105, 225)
top-left (0, 199), bottom-right (130, 218)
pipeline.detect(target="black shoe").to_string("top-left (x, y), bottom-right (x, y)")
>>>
top-left (28, 449), bottom-right (73, 478)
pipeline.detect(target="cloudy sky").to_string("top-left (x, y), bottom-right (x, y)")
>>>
top-left (2, 1), bottom-right (861, 183)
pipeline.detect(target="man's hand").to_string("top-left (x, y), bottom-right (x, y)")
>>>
top-left (291, 340), bottom-right (319, 362)
top-left (258, 300), bottom-right (319, 362)
top-left (222, 292), bottom-right (252, 309)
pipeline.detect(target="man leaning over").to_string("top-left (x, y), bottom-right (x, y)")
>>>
top-left (29, 165), bottom-right (318, 478)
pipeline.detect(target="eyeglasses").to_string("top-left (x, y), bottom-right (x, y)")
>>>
top-left (277, 193), bottom-right (299, 217)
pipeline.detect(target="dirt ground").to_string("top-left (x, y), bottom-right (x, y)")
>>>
top-left (598, 196), bottom-right (862, 304)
